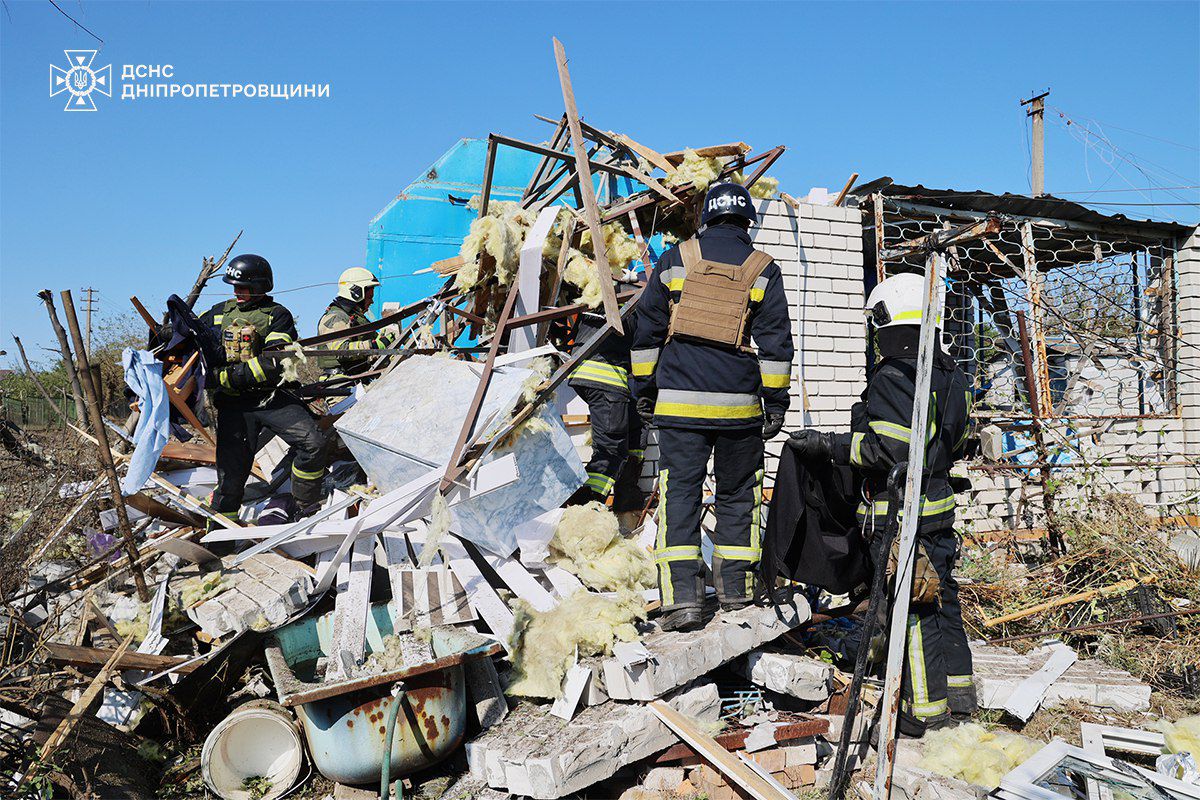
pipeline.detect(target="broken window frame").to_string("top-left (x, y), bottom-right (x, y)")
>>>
top-left (994, 739), bottom-right (1200, 800)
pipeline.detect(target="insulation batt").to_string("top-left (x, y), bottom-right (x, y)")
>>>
top-left (506, 589), bottom-right (644, 699)
top-left (417, 492), bottom-right (452, 567)
top-left (919, 723), bottom-right (1042, 789)
top-left (1159, 715), bottom-right (1200, 757)
top-left (548, 501), bottom-right (655, 592)
top-left (457, 200), bottom-right (538, 289)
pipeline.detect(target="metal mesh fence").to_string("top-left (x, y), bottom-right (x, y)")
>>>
top-left (875, 204), bottom-right (1179, 421)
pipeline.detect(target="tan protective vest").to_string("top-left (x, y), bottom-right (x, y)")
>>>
top-left (667, 238), bottom-right (772, 348)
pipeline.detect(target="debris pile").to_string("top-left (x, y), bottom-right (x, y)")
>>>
top-left (2, 36), bottom-right (1198, 800)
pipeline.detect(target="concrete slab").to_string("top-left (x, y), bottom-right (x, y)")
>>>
top-left (593, 597), bottom-right (811, 702)
top-left (971, 641), bottom-right (1151, 712)
top-left (468, 681), bottom-right (721, 799)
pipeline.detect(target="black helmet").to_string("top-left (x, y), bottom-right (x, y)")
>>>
top-left (223, 254), bottom-right (274, 293)
top-left (701, 182), bottom-right (757, 228)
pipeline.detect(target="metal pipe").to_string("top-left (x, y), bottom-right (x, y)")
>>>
top-left (379, 685), bottom-right (406, 800)
top-left (987, 607), bottom-right (1200, 645)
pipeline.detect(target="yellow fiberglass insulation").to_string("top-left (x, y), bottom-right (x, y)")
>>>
top-left (417, 492), bottom-right (452, 567)
top-left (1159, 715), bottom-right (1200, 756)
top-left (579, 222), bottom-right (642, 273)
top-left (563, 251), bottom-right (604, 308)
top-left (279, 341), bottom-right (309, 384)
top-left (519, 357), bottom-right (553, 403)
top-left (664, 149), bottom-right (725, 191)
top-left (919, 723), bottom-right (1042, 789)
top-left (457, 201), bottom-right (537, 290)
top-left (548, 501), bottom-right (654, 593)
top-left (728, 170), bottom-right (780, 200)
top-left (506, 589), bottom-right (644, 699)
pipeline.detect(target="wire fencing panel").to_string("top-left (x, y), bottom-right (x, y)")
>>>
top-left (876, 204), bottom-right (1178, 422)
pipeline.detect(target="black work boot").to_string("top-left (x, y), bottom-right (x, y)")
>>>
top-left (719, 597), bottom-right (753, 612)
top-left (659, 607), bottom-right (704, 632)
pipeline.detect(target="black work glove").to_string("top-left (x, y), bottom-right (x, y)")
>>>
top-left (787, 429), bottom-right (832, 462)
top-left (762, 412), bottom-right (785, 440)
top-left (635, 396), bottom-right (655, 423)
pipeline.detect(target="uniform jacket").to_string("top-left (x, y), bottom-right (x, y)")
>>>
top-left (631, 223), bottom-right (794, 429)
top-left (200, 296), bottom-right (298, 409)
top-left (568, 305), bottom-right (637, 396)
top-left (316, 297), bottom-right (375, 375)
top-left (831, 326), bottom-right (971, 533)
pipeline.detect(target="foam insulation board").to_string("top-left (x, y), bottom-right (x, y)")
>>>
top-left (335, 354), bottom-right (585, 556)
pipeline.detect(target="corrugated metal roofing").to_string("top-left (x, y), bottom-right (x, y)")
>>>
top-left (851, 178), bottom-right (1194, 238)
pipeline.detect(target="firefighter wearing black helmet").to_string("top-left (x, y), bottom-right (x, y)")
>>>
top-left (199, 254), bottom-right (328, 527)
top-left (632, 183), bottom-right (795, 632)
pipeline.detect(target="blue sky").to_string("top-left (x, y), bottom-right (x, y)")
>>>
top-left (2, 1), bottom-right (1197, 364)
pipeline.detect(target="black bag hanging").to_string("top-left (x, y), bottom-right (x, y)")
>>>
top-left (760, 446), bottom-right (869, 598)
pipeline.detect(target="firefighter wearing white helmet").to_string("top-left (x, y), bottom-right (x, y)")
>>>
top-left (787, 270), bottom-right (975, 737)
top-left (316, 267), bottom-right (396, 380)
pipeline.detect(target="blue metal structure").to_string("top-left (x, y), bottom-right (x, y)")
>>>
top-left (366, 136), bottom-right (655, 317)
top-left (365, 138), bottom-right (542, 316)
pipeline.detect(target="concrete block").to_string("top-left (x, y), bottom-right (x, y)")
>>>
top-left (739, 652), bottom-right (835, 700)
top-left (471, 681), bottom-right (721, 798)
top-left (596, 597), bottom-right (811, 701)
top-left (972, 642), bottom-right (1151, 712)
top-left (783, 740), bottom-right (819, 766)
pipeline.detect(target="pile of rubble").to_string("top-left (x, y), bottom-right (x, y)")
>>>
top-left (2, 36), bottom-right (1198, 800)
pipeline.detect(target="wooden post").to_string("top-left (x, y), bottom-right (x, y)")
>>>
top-left (552, 37), bottom-right (622, 333)
top-left (1021, 90), bottom-right (1049, 197)
top-left (60, 290), bottom-right (149, 601)
top-left (1017, 310), bottom-right (1064, 555)
top-left (38, 290), bottom-right (87, 423)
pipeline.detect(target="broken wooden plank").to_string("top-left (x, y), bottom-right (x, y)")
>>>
top-left (611, 132), bottom-right (677, 175)
top-left (38, 634), bottom-right (134, 760)
top-left (663, 142), bottom-right (751, 165)
top-left (649, 700), bottom-right (789, 800)
top-left (552, 37), bottom-right (621, 332)
top-left (42, 642), bottom-right (201, 675)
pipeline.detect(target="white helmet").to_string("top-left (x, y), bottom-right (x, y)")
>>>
top-left (865, 272), bottom-right (938, 328)
top-left (337, 267), bottom-right (380, 304)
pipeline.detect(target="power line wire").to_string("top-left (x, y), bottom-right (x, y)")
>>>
top-left (46, 0), bottom-right (103, 46)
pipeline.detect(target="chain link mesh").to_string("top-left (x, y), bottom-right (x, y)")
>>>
top-left (876, 204), bottom-right (1178, 421)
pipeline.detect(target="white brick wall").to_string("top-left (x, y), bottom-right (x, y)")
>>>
top-left (753, 198), bottom-right (867, 480)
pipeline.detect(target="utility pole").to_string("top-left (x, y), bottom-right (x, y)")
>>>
top-left (1021, 89), bottom-right (1050, 196)
top-left (81, 287), bottom-right (97, 358)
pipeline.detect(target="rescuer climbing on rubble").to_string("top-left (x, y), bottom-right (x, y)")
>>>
top-left (633, 182), bottom-right (794, 632)
top-left (315, 267), bottom-right (397, 381)
top-left (565, 291), bottom-right (648, 524)
top-left (200, 254), bottom-right (329, 528)
top-left (787, 271), bottom-right (975, 736)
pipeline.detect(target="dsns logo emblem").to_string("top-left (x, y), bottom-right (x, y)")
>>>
top-left (49, 50), bottom-right (112, 111)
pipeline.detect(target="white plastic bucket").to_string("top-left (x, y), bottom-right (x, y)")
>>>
top-left (201, 700), bottom-right (305, 800)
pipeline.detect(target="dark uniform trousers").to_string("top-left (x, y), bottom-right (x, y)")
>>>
top-left (656, 426), bottom-right (764, 611)
top-left (212, 396), bottom-right (328, 514)
top-left (575, 385), bottom-right (647, 511)
top-left (874, 526), bottom-right (974, 730)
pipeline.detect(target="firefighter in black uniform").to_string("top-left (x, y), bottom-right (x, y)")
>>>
top-left (200, 255), bottom-right (328, 527)
top-left (566, 301), bottom-right (648, 516)
top-left (788, 271), bottom-right (975, 736)
top-left (633, 183), bottom-right (794, 632)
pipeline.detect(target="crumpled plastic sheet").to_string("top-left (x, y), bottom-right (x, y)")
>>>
top-left (119, 348), bottom-right (170, 496)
